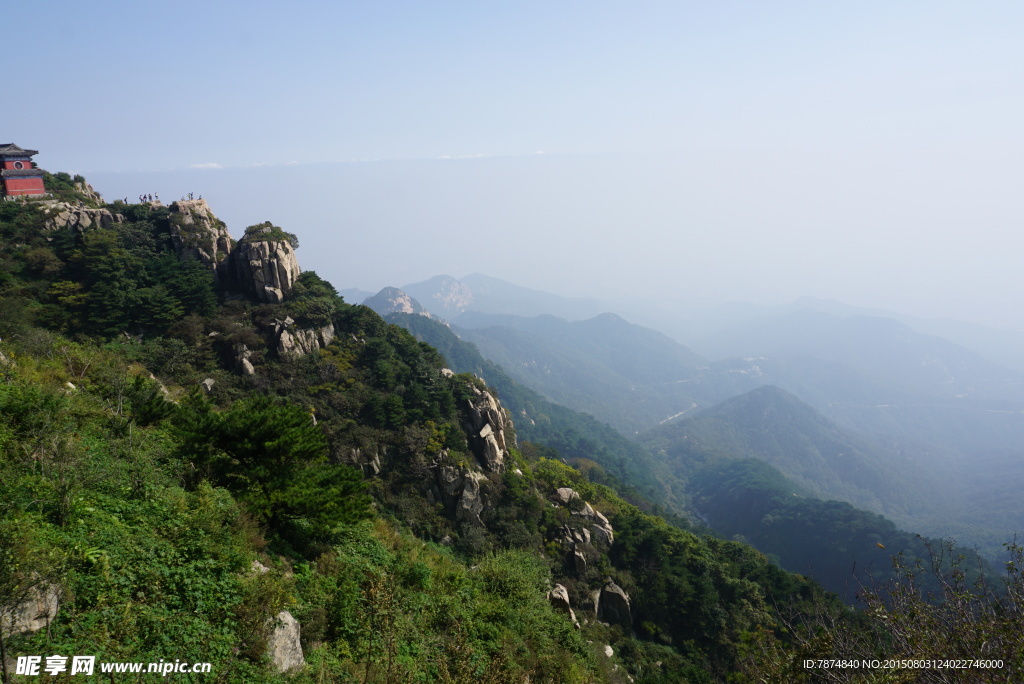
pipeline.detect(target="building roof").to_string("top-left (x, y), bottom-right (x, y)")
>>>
top-left (0, 168), bottom-right (46, 177)
top-left (0, 143), bottom-right (39, 157)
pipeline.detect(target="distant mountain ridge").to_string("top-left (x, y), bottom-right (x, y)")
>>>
top-left (452, 311), bottom-right (707, 433)
top-left (400, 273), bottom-right (609, 321)
top-left (362, 286), bottom-right (434, 319)
top-left (370, 275), bottom-right (1024, 558)
top-left (638, 385), bottom-right (959, 534)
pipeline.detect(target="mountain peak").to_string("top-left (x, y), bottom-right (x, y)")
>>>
top-left (363, 287), bottom-right (433, 318)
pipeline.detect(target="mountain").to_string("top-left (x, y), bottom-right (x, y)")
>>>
top-left (385, 311), bottom-right (688, 513)
top-left (337, 286), bottom-right (374, 303)
top-left (392, 309), bottom-right (991, 600)
top-left (361, 286), bottom-right (434, 318)
top-left (7, 176), bottom-right (884, 680)
top-left (450, 312), bottom-right (707, 433)
top-left (681, 296), bottom-right (1024, 373)
top-left (400, 273), bottom-right (609, 321)
top-left (639, 386), bottom-right (958, 533)
top-left (693, 309), bottom-right (1024, 402)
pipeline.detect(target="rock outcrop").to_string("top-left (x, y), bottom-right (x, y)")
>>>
top-left (73, 180), bottom-right (105, 203)
top-left (234, 343), bottom-right (256, 376)
top-left (436, 464), bottom-right (487, 526)
top-left (464, 385), bottom-right (513, 473)
top-left (40, 202), bottom-right (123, 233)
top-left (267, 610), bottom-right (305, 673)
top-left (167, 199), bottom-right (234, 278)
top-left (232, 230), bottom-right (301, 304)
top-left (273, 317), bottom-right (335, 358)
top-left (547, 584), bottom-right (580, 629)
top-left (1, 582), bottom-right (60, 638)
top-left (596, 580), bottom-right (632, 629)
top-left (551, 487), bottom-right (614, 547)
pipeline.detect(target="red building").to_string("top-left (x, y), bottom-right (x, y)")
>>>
top-left (0, 143), bottom-right (47, 197)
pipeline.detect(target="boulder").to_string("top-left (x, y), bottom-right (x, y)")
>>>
top-left (274, 318), bottom-right (335, 358)
top-left (554, 487), bottom-right (580, 506)
top-left (547, 584), bottom-right (579, 628)
top-left (1, 582), bottom-right (60, 638)
top-left (349, 447), bottom-right (383, 477)
top-left (232, 343), bottom-right (256, 376)
top-left (267, 610), bottom-right (304, 673)
top-left (232, 232), bottom-right (300, 304)
top-left (590, 522), bottom-right (614, 547)
top-left (571, 549), bottom-right (588, 575)
top-left (572, 501), bottom-right (614, 547)
top-left (167, 200), bottom-right (234, 279)
top-left (596, 580), bottom-right (632, 629)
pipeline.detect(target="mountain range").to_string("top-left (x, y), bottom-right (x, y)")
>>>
top-left (365, 275), bottom-right (1024, 559)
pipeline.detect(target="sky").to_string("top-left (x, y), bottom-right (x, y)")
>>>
top-left (9, 1), bottom-right (1024, 330)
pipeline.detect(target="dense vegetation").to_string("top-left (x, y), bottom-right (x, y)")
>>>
top-left (1, 184), bottom-right (1021, 681)
top-left (387, 312), bottom-right (687, 515)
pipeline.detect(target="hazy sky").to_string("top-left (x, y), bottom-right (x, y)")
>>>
top-left (10, 1), bottom-right (1024, 329)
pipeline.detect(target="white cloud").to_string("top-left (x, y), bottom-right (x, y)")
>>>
top-left (190, 162), bottom-right (224, 170)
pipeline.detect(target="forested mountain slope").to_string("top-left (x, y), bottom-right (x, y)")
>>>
top-left (0, 177), bottom-right (887, 682)
top-left (639, 385), bottom-right (957, 534)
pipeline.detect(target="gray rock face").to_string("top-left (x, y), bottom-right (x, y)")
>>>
top-left (267, 610), bottom-right (305, 673)
top-left (436, 464), bottom-right (487, 526)
top-left (73, 180), bottom-right (105, 203)
top-left (1, 582), bottom-right (59, 638)
top-left (274, 317), bottom-right (335, 358)
top-left (232, 234), bottom-right (301, 304)
top-left (554, 488), bottom-right (580, 506)
top-left (597, 581), bottom-right (632, 628)
top-left (234, 343), bottom-right (255, 375)
top-left (552, 488), bottom-right (614, 547)
top-left (465, 386), bottom-right (513, 473)
top-left (167, 200), bottom-right (234, 278)
top-left (547, 584), bottom-right (580, 628)
top-left (40, 202), bottom-right (124, 233)
top-left (571, 548), bottom-right (587, 575)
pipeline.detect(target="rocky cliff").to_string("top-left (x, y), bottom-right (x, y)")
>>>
top-left (464, 384), bottom-right (513, 473)
top-left (40, 202), bottom-right (124, 233)
top-left (73, 180), bottom-right (105, 204)
top-left (232, 228), bottom-right (301, 304)
top-left (272, 316), bottom-right (335, 358)
top-left (167, 199), bottom-right (234, 279)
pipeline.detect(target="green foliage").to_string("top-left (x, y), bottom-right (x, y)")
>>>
top-left (240, 221), bottom-right (300, 249)
top-left (173, 393), bottom-right (370, 536)
top-left (10, 173), bottom-right (1001, 681)
top-left (389, 311), bottom-right (682, 512)
top-left (687, 457), bottom-right (986, 601)
top-left (41, 171), bottom-right (98, 206)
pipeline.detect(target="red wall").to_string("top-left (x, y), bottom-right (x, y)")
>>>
top-left (1, 160), bottom-right (32, 170)
top-left (3, 177), bottom-right (46, 196)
